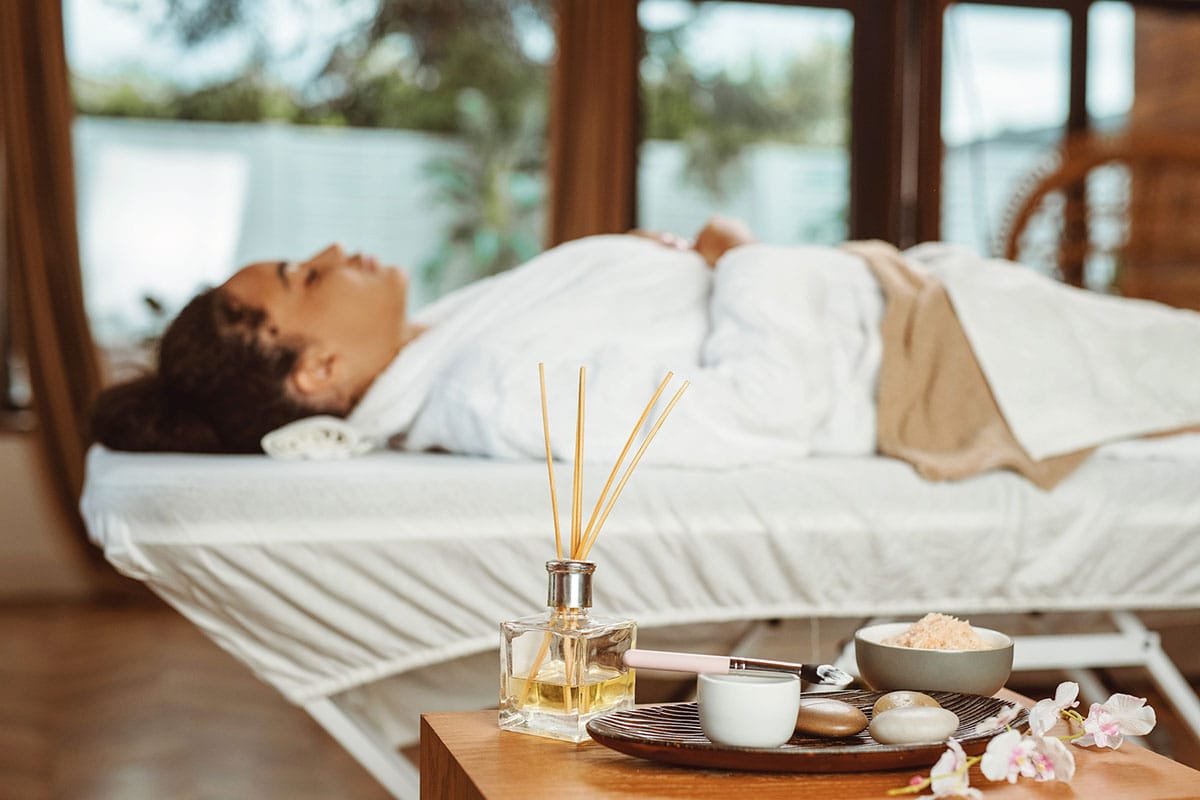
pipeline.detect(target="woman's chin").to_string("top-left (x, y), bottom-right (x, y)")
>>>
top-left (385, 265), bottom-right (408, 287)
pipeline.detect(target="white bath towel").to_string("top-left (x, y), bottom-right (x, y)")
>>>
top-left (907, 243), bottom-right (1200, 460)
top-left (345, 235), bottom-right (885, 468)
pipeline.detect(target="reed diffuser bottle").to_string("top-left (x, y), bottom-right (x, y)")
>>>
top-left (499, 560), bottom-right (637, 742)
top-left (498, 364), bottom-right (686, 742)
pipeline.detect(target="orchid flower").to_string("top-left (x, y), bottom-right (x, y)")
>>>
top-left (893, 685), bottom-right (1154, 796)
top-left (1028, 681), bottom-right (1079, 737)
top-left (1037, 734), bottom-right (1077, 782)
top-left (980, 729), bottom-right (1035, 783)
top-left (974, 702), bottom-right (1021, 735)
top-left (979, 728), bottom-right (1073, 783)
top-left (1075, 693), bottom-right (1157, 749)
top-left (921, 738), bottom-right (983, 799)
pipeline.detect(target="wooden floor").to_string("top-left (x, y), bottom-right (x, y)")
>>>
top-left (0, 600), bottom-right (391, 800)
top-left (2, 600), bottom-right (1198, 799)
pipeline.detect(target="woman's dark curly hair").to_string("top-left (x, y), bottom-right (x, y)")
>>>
top-left (91, 288), bottom-right (321, 453)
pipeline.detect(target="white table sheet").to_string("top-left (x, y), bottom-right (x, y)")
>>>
top-left (81, 438), bottom-right (1200, 714)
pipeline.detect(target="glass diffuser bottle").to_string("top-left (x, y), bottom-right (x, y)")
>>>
top-left (499, 560), bottom-right (637, 742)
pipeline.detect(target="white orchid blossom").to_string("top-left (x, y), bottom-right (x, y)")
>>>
top-left (920, 738), bottom-right (983, 799)
top-left (1028, 681), bottom-right (1079, 737)
top-left (893, 684), bottom-right (1154, 796)
top-left (1075, 693), bottom-right (1157, 749)
top-left (980, 729), bottom-right (1035, 783)
top-left (1037, 734), bottom-right (1076, 782)
top-left (974, 702), bottom-right (1021, 735)
top-left (980, 728), bottom-right (1074, 784)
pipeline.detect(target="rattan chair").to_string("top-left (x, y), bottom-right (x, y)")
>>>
top-left (1002, 132), bottom-right (1200, 310)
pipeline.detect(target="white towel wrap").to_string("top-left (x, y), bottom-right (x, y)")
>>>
top-left (261, 416), bottom-right (377, 460)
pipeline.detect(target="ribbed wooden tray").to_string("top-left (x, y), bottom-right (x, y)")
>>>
top-left (586, 690), bottom-right (1026, 773)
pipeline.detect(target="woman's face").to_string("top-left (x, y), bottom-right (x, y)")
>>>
top-left (221, 244), bottom-right (411, 407)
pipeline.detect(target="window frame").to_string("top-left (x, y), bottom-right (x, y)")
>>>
top-left (632, 0), bottom-right (910, 243)
top-left (916, 0), bottom-right (1200, 251)
top-left (624, 0), bottom-right (1200, 249)
top-left (1, 150), bottom-right (7, 404)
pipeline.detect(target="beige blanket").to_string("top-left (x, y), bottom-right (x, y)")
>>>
top-left (844, 241), bottom-right (1092, 489)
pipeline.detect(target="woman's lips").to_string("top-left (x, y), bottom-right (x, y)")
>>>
top-left (348, 253), bottom-right (380, 273)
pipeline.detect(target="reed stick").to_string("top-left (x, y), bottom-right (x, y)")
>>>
top-left (563, 621), bottom-right (576, 703)
top-left (517, 627), bottom-right (554, 709)
top-left (537, 363), bottom-right (563, 560)
top-left (570, 367), bottom-right (586, 558)
top-left (578, 380), bottom-right (689, 560)
top-left (580, 371), bottom-right (674, 549)
top-left (516, 609), bottom-right (580, 711)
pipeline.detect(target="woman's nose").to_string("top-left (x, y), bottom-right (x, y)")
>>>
top-left (305, 243), bottom-right (345, 267)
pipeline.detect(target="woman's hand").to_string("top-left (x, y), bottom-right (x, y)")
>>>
top-left (694, 216), bottom-right (756, 267)
top-left (626, 228), bottom-right (693, 251)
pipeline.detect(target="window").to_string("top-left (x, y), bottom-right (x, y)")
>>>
top-left (940, 3), bottom-right (1073, 259)
top-left (1088, 1), bottom-right (1134, 129)
top-left (637, 1), bottom-right (853, 245)
top-left (936, 1), bottom-right (1159, 278)
top-left (64, 0), bottom-right (554, 351)
top-left (1080, 2), bottom-right (1136, 289)
top-left (937, 1), bottom-right (1200, 300)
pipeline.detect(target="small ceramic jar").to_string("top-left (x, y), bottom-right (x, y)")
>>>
top-left (697, 672), bottom-right (801, 748)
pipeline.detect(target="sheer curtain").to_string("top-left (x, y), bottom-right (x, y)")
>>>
top-left (547, 0), bottom-right (640, 244)
top-left (0, 2), bottom-right (101, 511)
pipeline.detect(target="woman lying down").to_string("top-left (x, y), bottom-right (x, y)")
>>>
top-left (91, 218), bottom-right (1200, 488)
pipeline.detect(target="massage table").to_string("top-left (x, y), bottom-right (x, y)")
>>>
top-left (80, 434), bottom-right (1200, 798)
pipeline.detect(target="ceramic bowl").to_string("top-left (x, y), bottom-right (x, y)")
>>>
top-left (855, 622), bottom-right (1014, 696)
top-left (697, 672), bottom-right (801, 748)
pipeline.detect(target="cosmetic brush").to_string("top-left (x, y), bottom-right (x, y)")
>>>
top-left (623, 648), bottom-right (854, 687)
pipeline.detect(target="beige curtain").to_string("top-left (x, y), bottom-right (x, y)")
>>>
top-left (1, 2), bottom-right (101, 509)
top-left (547, 0), bottom-right (640, 245)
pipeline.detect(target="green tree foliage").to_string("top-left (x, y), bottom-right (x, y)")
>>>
top-left (173, 64), bottom-right (300, 123)
top-left (76, 0), bottom-right (848, 279)
top-left (79, 0), bottom-right (552, 286)
top-left (420, 88), bottom-right (546, 294)
top-left (640, 8), bottom-right (849, 197)
top-left (82, 0), bottom-right (550, 136)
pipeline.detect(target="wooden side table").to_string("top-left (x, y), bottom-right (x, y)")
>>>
top-left (420, 691), bottom-right (1200, 799)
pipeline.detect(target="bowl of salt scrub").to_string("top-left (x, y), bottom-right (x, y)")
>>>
top-left (855, 613), bottom-right (1013, 696)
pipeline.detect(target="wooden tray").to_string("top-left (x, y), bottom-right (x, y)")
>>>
top-left (586, 690), bottom-right (1026, 773)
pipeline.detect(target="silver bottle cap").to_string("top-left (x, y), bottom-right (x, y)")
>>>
top-left (546, 560), bottom-right (595, 609)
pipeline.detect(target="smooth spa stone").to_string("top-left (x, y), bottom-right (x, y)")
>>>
top-left (868, 706), bottom-right (960, 745)
top-left (871, 691), bottom-right (942, 717)
top-left (793, 696), bottom-right (869, 737)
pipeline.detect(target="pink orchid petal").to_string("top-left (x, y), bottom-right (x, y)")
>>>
top-left (981, 729), bottom-right (1024, 783)
top-left (1028, 699), bottom-right (1060, 737)
top-left (1103, 693), bottom-right (1158, 736)
top-left (1054, 681), bottom-right (1080, 709)
top-left (926, 739), bottom-right (982, 798)
top-left (1036, 735), bottom-right (1076, 783)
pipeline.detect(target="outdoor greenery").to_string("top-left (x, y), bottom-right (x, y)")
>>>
top-left (642, 16), bottom-right (848, 196)
top-left (76, 0), bottom-right (552, 133)
top-left (75, 0), bottom-right (848, 286)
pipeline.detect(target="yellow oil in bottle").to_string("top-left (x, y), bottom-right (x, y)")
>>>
top-left (506, 663), bottom-right (634, 715)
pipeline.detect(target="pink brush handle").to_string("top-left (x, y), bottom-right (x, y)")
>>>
top-left (623, 649), bottom-right (732, 673)
top-left (622, 648), bottom-right (853, 686)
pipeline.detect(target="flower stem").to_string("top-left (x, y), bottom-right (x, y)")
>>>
top-left (1054, 708), bottom-right (1089, 742)
top-left (886, 756), bottom-right (982, 795)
